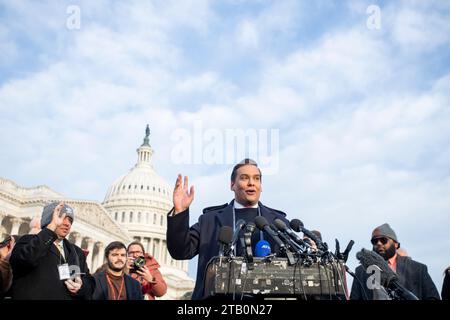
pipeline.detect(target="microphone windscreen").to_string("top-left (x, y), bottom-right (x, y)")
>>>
top-left (245, 222), bottom-right (256, 233)
top-left (218, 226), bottom-right (233, 244)
top-left (255, 240), bottom-right (271, 257)
top-left (254, 216), bottom-right (269, 230)
top-left (235, 219), bottom-right (246, 230)
top-left (289, 219), bottom-right (304, 232)
top-left (273, 219), bottom-right (287, 231)
top-left (356, 248), bottom-right (397, 286)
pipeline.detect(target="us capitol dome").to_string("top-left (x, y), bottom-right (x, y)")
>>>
top-left (102, 125), bottom-right (194, 299)
top-left (0, 125), bottom-right (194, 299)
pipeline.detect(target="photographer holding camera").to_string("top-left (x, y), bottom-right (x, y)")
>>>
top-left (126, 241), bottom-right (167, 300)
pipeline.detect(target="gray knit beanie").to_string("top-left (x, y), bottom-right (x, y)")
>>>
top-left (40, 202), bottom-right (75, 228)
top-left (371, 223), bottom-right (398, 243)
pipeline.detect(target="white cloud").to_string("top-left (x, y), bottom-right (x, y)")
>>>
top-left (392, 9), bottom-right (450, 52)
top-left (0, 26), bottom-right (17, 68)
top-left (236, 20), bottom-right (259, 49)
top-left (267, 29), bottom-right (391, 99)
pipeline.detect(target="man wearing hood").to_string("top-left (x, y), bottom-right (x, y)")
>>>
top-left (10, 201), bottom-right (95, 299)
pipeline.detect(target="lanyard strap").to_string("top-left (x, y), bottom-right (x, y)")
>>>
top-left (106, 274), bottom-right (125, 300)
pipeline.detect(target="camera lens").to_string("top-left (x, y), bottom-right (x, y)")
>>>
top-left (134, 256), bottom-right (145, 268)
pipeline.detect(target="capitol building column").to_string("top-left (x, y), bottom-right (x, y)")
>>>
top-left (158, 237), bottom-right (163, 264)
top-left (93, 241), bottom-right (105, 271)
top-left (71, 231), bottom-right (83, 247)
top-left (9, 217), bottom-right (22, 235)
top-left (142, 237), bottom-right (149, 255)
top-left (149, 237), bottom-right (154, 256)
top-left (0, 213), bottom-right (7, 239)
top-left (84, 237), bottom-right (95, 271)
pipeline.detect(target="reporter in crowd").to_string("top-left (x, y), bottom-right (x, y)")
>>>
top-left (127, 241), bottom-right (167, 300)
top-left (9, 201), bottom-right (95, 299)
top-left (350, 223), bottom-right (440, 300)
top-left (93, 241), bottom-right (143, 300)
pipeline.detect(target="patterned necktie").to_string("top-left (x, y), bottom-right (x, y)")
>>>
top-left (56, 241), bottom-right (65, 260)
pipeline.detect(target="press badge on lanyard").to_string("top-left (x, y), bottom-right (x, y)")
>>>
top-left (58, 263), bottom-right (71, 280)
top-left (57, 243), bottom-right (70, 280)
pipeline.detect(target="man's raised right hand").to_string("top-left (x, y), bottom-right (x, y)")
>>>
top-left (173, 174), bottom-right (195, 215)
top-left (46, 201), bottom-right (66, 232)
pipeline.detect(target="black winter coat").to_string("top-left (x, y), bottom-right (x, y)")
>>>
top-left (442, 268), bottom-right (450, 300)
top-left (167, 200), bottom-right (289, 300)
top-left (10, 228), bottom-right (95, 300)
top-left (92, 271), bottom-right (143, 300)
top-left (350, 255), bottom-right (440, 300)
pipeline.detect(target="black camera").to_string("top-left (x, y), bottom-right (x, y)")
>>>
top-left (130, 256), bottom-right (146, 273)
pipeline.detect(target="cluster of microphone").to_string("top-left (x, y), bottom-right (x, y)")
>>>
top-left (218, 216), bottom-right (330, 265)
top-left (355, 248), bottom-right (419, 300)
top-left (217, 216), bottom-right (417, 300)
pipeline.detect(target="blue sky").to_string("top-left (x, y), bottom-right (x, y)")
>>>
top-left (1, 0), bottom-right (450, 295)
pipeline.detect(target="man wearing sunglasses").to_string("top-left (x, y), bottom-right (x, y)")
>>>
top-left (350, 223), bottom-right (440, 300)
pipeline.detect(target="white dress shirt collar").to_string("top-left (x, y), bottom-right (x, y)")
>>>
top-left (234, 200), bottom-right (258, 209)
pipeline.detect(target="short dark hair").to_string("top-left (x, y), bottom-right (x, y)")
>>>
top-left (230, 158), bottom-right (262, 182)
top-left (104, 241), bottom-right (127, 258)
top-left (127, 241), bottom-right (145, 254)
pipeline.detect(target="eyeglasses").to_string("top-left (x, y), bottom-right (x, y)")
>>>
top-left (128, 251), bottom-right (144, 256)
top-left (371, 237), bottom-right (389, 245)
